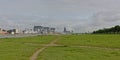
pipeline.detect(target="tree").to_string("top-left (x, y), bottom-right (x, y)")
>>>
top-left (93, 25), bottom-right (120, 34)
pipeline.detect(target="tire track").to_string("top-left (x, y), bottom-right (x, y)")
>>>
top-left (29, 36), bottom-right (59, 60)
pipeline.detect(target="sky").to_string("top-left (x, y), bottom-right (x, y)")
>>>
top-left (0, 0), bottom-right (120, 33)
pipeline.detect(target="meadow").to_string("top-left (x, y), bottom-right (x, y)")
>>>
top-left (0, 35), bottom-right (56, 60)
top-left (57, 34), bottom-right (120, 48)
top-left (0, 34), bottom-right (120, 60)
top-left (38, 34), bottom-right (120, 60)
top-left (38, 46), bottom-right (120, 60)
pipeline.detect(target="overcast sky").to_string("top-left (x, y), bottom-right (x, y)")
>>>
top-left (0, 0), bottom-right (120, 33)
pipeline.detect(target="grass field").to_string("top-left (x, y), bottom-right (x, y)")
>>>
top-left (0, 35), bottom-right (56, 60)
top-left (0, 34), bottom-right (120, 60)
top-left (57, 34), bottom-right (120, 48)
top-left (38, 34), bottom-right (120, 60)
top-left (38, 46), bottom-right (120, 60)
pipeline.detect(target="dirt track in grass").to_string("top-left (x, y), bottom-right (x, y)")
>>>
top-left (29, 36), bottom-right (60, 60)
top-left (29, 36), bottom-right (120, 60)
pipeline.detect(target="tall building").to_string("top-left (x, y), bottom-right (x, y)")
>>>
top-left (34, 26), bottom-right (55, 34)
top-left (63, 27), bottom-right (73, 34)
top-left (34, 26), bottom-right (43, 33)
top-left (63, 27), bottom-right (67, 32)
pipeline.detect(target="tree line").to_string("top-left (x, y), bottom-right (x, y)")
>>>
top-left (93, 25), bottom-right (120, 34)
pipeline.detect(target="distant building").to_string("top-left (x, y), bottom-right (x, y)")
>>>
top-left (23, 29), bottom-right (36, 34)
top-left (63, 27), bottom-right (73, 34)
top-left (34, 26), bottom-right (44, 34)
top-left (0, 28), bottom-right (8, 34)
top-left (50, 28), bottom-right (55, 33)
top-left (63, 27), bottom-right (67, 32)
top-left (34, 26), bottom-right (55, 34)
top-left (7, 29), bottom-right (20, 34)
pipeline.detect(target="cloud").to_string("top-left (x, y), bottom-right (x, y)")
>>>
top-left (1, 11), bottom-right (120, 33)
top-left (83, 11), bottom-right (120, 31)
top-left (1, 0), bottom-right (120, 32)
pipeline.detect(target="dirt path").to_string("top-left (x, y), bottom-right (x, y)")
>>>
top-left (29, 36), bottom-right (120, 60)
top-left (29, 36), bottom-right (59, 60)
top-left (70, 45), bottom-right (120, 50)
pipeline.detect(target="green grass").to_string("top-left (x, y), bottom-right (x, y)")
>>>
top-left (0, 35), bottom-right (56, 60)
top-left (57, 34), bottom-right (120, 48)
top-left (0, 42), bottom-right (40, 60)
top-left (1, 34), bottom-right (120, 60)
top-left (38, 46), bottom-right (120, 60)
top-left (0, 35), bottom-right (56, 44)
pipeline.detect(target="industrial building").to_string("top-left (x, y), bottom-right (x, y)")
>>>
top-left (34, 26), bottom-right (55, 34)
top-left (7, 29), bottom-right (20, 34)
top-left (0, 28), bottom-right (8, 34)
top-left (63, 27), bottom-right (73, 34)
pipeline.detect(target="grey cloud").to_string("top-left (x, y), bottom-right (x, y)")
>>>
top-left (72, 11), bottom-right (120, 33)
top-left (1, 0), bottom-right (120, 32)
top-left (87, 11), bottom-right (120, 31)
top-left (1, 11), bottom-right (120, 33)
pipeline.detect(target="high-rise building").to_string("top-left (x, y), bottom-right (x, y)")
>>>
top-left (63, 27), bottom-right (67, 32)
top-left (63, 27), bottom-right (73, 34)
top-left (34, 26), bottom-right (55, 34)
